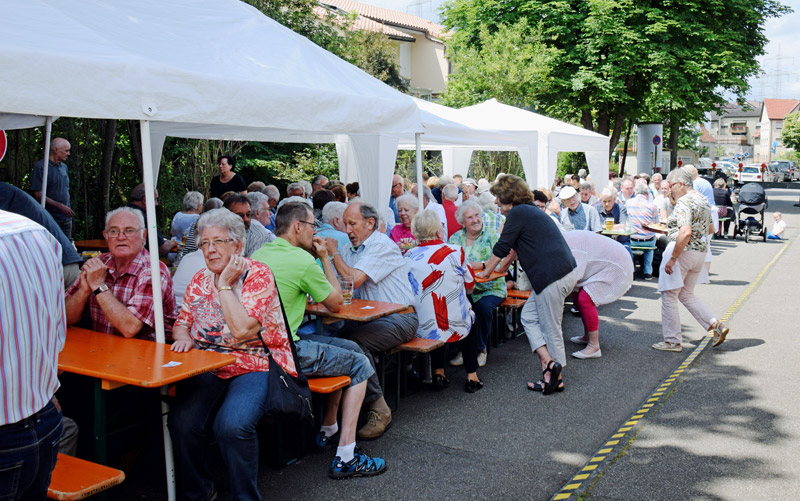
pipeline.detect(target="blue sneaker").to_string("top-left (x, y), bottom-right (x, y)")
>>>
top-left (314, 430), bottom-right (338, 453)
top-left (329, 449), bottom-right (387, 479)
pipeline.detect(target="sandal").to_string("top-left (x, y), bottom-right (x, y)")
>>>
top-left (542, 361), bottom-right (563, 395)
top-left (711, 322), bottom-right (729, 347)
top-left (652, 341), bottom-right (682, 352)
top-left (431, 373), bottom-right (450, 390)
top-left (527, 380), bottom-right (564, 393)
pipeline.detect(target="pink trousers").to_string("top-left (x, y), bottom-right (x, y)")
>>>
top-left (660, 250), bottom-right (716, 344)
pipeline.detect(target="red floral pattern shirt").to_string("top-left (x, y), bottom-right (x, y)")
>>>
top-left (175, 259), bottom-right (296, 379)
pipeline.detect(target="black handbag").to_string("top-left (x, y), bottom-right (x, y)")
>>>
top-left (259, 293), bottom-right (314, 428)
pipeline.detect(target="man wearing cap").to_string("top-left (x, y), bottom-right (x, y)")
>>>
top-left (462, 178), bottom-right (478, 202)
top-left (559, 186), bottom-right (603, 232)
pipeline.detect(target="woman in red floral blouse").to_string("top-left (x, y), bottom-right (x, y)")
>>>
top-left (168, 208), bottom-right (293, 501)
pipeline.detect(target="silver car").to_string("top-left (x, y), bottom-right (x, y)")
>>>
top-left (733, 164), bottom-right (775, 184)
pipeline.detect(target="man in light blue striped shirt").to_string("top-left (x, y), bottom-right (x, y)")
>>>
top-left (324, 201), bottom-right (418, 440)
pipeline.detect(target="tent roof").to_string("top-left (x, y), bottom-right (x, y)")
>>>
top-left (0, 0), bottom-right (422, 136)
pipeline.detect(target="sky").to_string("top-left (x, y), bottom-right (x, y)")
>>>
top-left (367, 0), bottom-right (800, 101)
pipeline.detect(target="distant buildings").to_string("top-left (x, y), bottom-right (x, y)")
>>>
top-left (754, 98), bottom-right (800, 162)
top-left (318, 0), bottom-right (450, 99)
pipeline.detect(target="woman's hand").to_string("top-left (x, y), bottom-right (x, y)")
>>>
top-left (218, 254), bottom-right (247, 288)
top-left (170, 339), bottom-right (195, 352)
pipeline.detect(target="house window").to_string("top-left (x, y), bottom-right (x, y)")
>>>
top-left (776, 122), bottom-right (783, 129)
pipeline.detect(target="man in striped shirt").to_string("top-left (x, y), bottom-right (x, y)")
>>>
top-left (325, 201), bottom-right (418, 440)
top-left (0, 210), bottom-right (66, 499)
top-left (625, 183), bottom-right (660, 280)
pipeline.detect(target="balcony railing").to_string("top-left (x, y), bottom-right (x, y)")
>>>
top-left (730, 125), bottom-right (748, 134)
top-left (715, 135), bottom-right (749, 145)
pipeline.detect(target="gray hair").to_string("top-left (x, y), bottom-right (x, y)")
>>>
top-left (420, 185), bottom-right (435, 202)
top-left (196, 208), bottom-right (247, 247)
top-left (105, 206), bottom-right (144, 229)
top-left (312, 175), bottom-right (328, 187)
top-left (477, 191), bottom-right (498, 212)
top-left (262, 185), bottom-right (280, 202)
top-left (579, 181), bottom-right (594, 192)
top-left (286, 182), bottom-right (305, 196)
top-left (438, 175), bottom-right (453, 188)
top-left (442, 184), bottom-right (459, 200)
top-left (182, 191), bottom-right (204, 211)
top-left (322, 201), bottom-right (347, 225)
top-left (247, 191), bottom-right (270, 213)
top-left (577, 168), bottom-right (587, 179)
top-left (277, 195), bottom-right (312, 211)
top-left (683, 165), bottom-right (698, 178)
top-left (612, 177), bottom-right (623, 191)
top-left (203, 197), bottom-right (224, 213)
top-left (300, 180), bottom-right (313, 196)
top-left (455, 200), bottom-right (484, 226)
top-left (634, 183), bottom-right (650, 196)
top-left (667, 167), bottom-right (694, 187)
top-left (599, 187), bottom-right (617, 199)
top-left (411, 210), bottom-right (443, 241)
top-left (351, 201), bottom-right (380, 228)
top-left (395, 194), bottom-right (419, 212)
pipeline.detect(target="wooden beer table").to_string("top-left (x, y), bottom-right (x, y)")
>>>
top-left (73, 239), bottom-right (110, 252)
top-left (305, 298), bottom-right (411, 334)
top-left (58, 326), bottom-right (235, 499)
top-left (474, 270), bottom-right (506, 283)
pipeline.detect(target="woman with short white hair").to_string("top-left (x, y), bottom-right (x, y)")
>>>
top-left (389, 194), bottom-right (419, 253)
top-left (405, 210), bottom-right (482, 392)
top-left (172, 191), bottom-right (204, 241)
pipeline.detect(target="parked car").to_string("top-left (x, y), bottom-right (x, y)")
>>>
top-left (733, 164), bottom-right (776, 185)
top-left (769, 160), bottom-right (797, 182)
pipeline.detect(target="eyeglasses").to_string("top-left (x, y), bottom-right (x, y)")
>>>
top-left (298, 219), bottom-right (320, 229)
top-left (392, 182), bottom-right (403, 188)
top-left (199, 238), bottom-right (235, 249)
top-left (106, 227), bottom-right (143, 238)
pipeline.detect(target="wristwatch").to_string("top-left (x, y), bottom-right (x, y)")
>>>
top-left (93, 283), bottom-right (110, 296)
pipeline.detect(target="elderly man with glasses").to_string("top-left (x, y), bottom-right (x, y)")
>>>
top-left (65, 207), bottom-right (177, 341)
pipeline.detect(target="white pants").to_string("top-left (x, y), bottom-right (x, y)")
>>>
top-left (660, 250), bottom-right (716, 344)
top-left (521, 269), bottom-right (579, 366)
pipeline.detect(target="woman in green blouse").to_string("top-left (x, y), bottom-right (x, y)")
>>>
top-left (449, 200), bottom-right (508, 365)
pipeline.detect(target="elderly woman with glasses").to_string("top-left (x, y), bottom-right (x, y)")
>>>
top-left (168, 208), bottom-right (295, 501)
top-left (405, 210), bottom-right (482, 392)
top-left (389, 194), bottom-right (421, 254)
top-left (476, 175), bottom-right (578, 395)
top-left (654, 168), bottom-right (729, 353)
top-left (448, 200), bottom-right (507, 367)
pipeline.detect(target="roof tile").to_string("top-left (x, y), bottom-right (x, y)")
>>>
top-left (320, 0), bottom-right (448, 38)
top-left (763, 98), bottom-right (800, 121)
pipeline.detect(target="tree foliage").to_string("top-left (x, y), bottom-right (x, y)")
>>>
top-left (440, 0), bottom-right (791, 162)
top-left (782, 111), bottom-right (800, 151)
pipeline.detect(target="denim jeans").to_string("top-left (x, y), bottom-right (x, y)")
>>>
top-left (0, 400), bottom-right (62, 501)
top-left (168, 371), bottom-right (270, 501)
top-left (296, 333), bottom-right (374, 386)
top-left (632, 237), bottom-right (656, 275)
top-left (471, 294), bottom-right (505, 352)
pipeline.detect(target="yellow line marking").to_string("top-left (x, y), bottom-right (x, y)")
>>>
top-left (619, 426), bottom-right (632, 431)
top-left (590, 456), bottom-right (605, 462)
top-left (554, 494), bottom-right (571, 500)
top-left (612, 433), bottom-right (624, 438)
top-left (582, 465), bottom-right (597, 471)
top-left (598, 448), bottom-right (613, 454)
top-left (564, 483), bottom-right (580, 490)
top-left (605, 440), bottom-right (620, 446)
top-left (573, 474), bottom-right (590, 480)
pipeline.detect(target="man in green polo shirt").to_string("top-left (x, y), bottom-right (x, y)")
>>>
top-left (251, 202), bottom-right (386, 479)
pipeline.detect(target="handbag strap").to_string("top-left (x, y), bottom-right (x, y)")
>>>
top-left (256, 282), bottom-right (308, 384)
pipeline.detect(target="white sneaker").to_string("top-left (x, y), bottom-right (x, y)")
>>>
top-left (569, 336), bottom-right (588, 345)
top-left (477, 352), bottom-right (487, 367)
top-left (449, 353), bottom-right (463, 366)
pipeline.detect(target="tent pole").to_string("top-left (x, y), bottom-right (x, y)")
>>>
top-left (40, 117), bottom-right (53, 208)
top-left (415, 133), bottom-right (423, 211)
top-left (139, 120), bottom-right (176, 501)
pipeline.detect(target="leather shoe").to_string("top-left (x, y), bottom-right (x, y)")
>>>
top-left (464, 379), bottom-right (484, 393)
top-left (572, 348), bottom-right (602, 359)
top-left (357, 410), bottom-right (391, 440)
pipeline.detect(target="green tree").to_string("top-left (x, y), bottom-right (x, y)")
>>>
top-left (782, 111), bottom-right (800, 151)
top-left (440, 0), bottom-right (790, 160)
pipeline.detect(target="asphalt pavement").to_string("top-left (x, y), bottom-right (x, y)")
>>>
top-left (115, 188), bottom-right (800, 501)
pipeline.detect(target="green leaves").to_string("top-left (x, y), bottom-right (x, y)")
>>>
top-left (782, 112), bottom-right (800, 151)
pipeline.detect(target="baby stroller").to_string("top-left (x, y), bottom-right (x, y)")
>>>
top-left (733, 183), bottom-right (768, 243)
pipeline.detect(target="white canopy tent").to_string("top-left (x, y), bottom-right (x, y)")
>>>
top-left (1, 1), bottom-right (424, 497)
top-left (445, 99), bottom-right (610, 188)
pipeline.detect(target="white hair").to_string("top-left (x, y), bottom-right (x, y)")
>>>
top-left (477, 191), bottom-right (497, 212)
top-left (262, 185), bottom-right (280, 202)
top-left (105, 206), bottom-right (144, 229)
top-left (322, 201), bottom-right (347, 225)
top-left (246, 191), bottom-right (270, 212)
top-left (196, 208), bottom-right (246, 246)
top-left (442, 184), bottom-right (459, 201)
top-left (182, 191), bottom-right (204, 211)
top-left (455, 200), bottom-right (483, 226)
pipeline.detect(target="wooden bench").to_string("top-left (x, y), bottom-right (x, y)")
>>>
top-left (380, 338), bottom-right (444, 411)
top-left (47, 454), bottom-right (124, 500)
top-left (492, 297), bottom-right (527, 347)
top-left (307, 376), bottom-right (350, 394)
top-left (506, 288), bottom-right (531, 300)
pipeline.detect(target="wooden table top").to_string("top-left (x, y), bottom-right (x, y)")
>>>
top-left (74, 239), bottom-right (109, 252)
top-left (601, 229), bottom-right (634, 236)
top-left (59, 327), bottom-right (235, 389)
top-left (474, 270), bottom-right (507, 283)
top-left (305, 299), bottom-right (411, 322)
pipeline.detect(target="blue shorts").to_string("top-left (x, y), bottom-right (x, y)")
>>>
top-left (295, 333), bottom-right (374, 386)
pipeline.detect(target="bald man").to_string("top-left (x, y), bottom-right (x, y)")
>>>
top-left (32, 137), bottom-right (74, 238)
top-left (389, 174), bottom-right (406, 223)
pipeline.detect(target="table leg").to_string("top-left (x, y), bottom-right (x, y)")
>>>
top-left (93, 379), bottom-right (107, 464)
top-left (315, 316), bottom-right (323, 335)
top-left (160, 389), bottom-right (177, 501)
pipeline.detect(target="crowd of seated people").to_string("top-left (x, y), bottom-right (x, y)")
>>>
top-left (37, 159), bottom-right (735, 498)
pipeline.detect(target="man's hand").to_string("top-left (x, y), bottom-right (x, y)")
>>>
top-left (58, 203), bottom-right (75, 218)
top-left (324, 237), bottom-right (339, 256)
top-left (82, 257), bottom-right (108, 289)
top-left (312, 236), bottom-right (328, 259)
